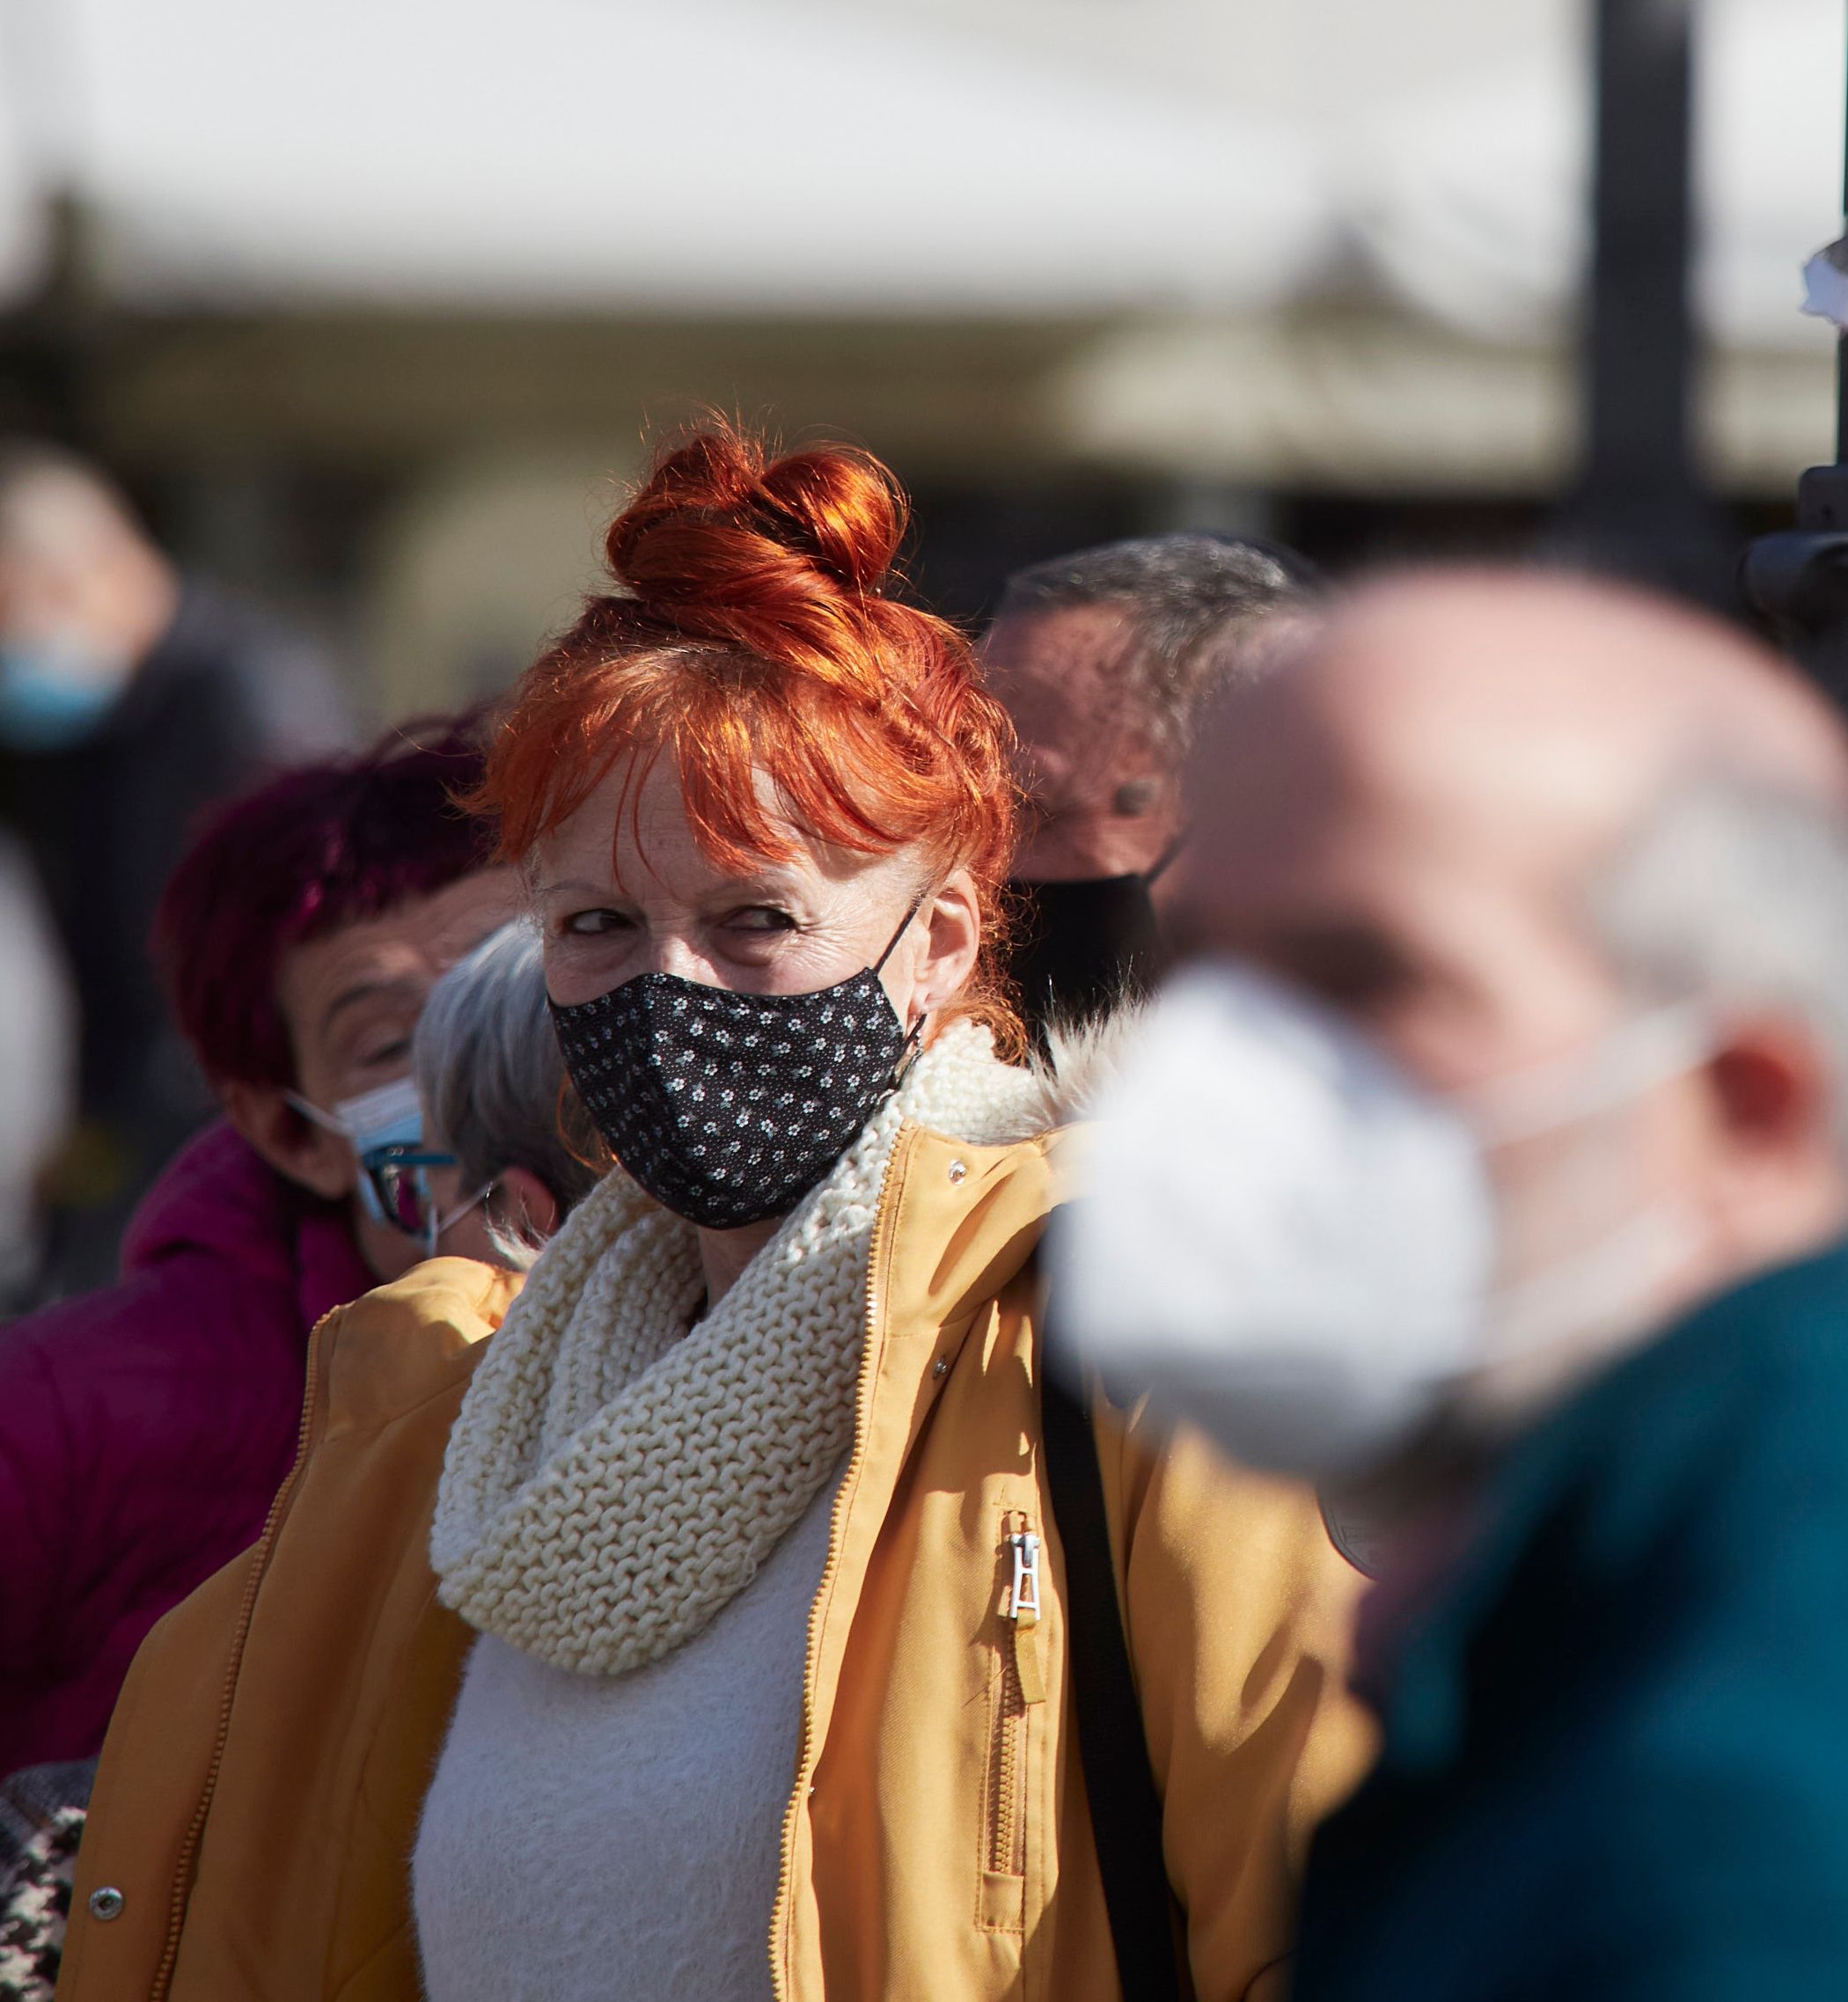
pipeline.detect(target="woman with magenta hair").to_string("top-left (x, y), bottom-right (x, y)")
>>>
top-left (0, 724), bottom-right (515, 1778)
top-left (62, 428), bottom-right (1368, 2002)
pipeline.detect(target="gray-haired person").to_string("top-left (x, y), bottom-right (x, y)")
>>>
top-left (407, 921), bottom-right (603, 1268)
top-left (981, 533), bottom-right (1324, 1033)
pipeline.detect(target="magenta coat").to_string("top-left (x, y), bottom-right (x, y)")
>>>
top-left (0, 1123), bottom-right (375, 1772)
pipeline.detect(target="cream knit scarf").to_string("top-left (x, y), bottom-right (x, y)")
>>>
top-left (429, 1020), bottom-right (1051, 1676)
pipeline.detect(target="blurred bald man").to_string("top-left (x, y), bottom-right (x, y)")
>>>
top-left (1172, 570), bottom-right (1848, 2000)
top-left (0, 443), bottom-right (350, 1292)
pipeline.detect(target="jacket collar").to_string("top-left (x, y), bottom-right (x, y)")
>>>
top-left (319, 1257), bottom-right (522, 1438)
top-left (880, 1122), bottom-right (1064, 1360)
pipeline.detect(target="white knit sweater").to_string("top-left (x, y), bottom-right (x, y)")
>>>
top-left (413, 1470), bottom-right (840, 2002)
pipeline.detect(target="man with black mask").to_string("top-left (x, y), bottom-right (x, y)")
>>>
top-left (982, 532), bottom-right (1323, 1041)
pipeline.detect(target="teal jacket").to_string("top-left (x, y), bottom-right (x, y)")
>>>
top-left (1296, 1239), bottom-right (1848, 2002)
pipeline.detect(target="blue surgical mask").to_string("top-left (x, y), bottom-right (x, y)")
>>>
top-left (286, 1077), bottom-right (429, 1228)
top-left (0, 640), bottom-right (129, 752)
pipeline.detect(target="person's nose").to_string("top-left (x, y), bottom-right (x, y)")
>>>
top-left (649, 931), bottom-right (722, 986)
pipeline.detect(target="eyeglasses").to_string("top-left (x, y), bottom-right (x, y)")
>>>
top-left (359, 1142), bottom-right (464, 1245)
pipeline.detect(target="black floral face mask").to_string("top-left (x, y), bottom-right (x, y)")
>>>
top-left (549, 902), bottom-right (922, 1230)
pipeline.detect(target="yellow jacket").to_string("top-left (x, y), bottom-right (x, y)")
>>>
top-left (61, 1123), bottom-right (1370, 2002)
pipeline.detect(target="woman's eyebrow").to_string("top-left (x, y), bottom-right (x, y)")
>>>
top-left (319, 975), bottom-right (421, 1041)
top-left (709, 875), bottom-right (803, 899)
top-left (532, 876), bottom-right (612, 901)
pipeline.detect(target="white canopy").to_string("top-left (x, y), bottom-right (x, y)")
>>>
top-left (1, 0), bottom-right (1841, 341)
top-left (0, 0), bottom-right (1841, 493)
top-left (0, 0), bottom-right (1328, 313)
top-left (897, 0), bottom-right (1845, 340)
top-left (1346, 0), bottom-right (1846, 351)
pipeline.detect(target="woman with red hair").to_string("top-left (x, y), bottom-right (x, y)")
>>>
top-left (62, 427), bottom-right (1368, 2002)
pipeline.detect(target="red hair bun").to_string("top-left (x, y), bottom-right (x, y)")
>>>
top-left (478, 420), bottom-right (1020, 1048)
top-left (607, 428), bottom-right (902, 614)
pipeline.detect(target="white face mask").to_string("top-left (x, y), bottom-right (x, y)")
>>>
top-left (1452, 1005), bottom-right (1712, 1425)
top-left (1047, 963), bottom-right (1709, 1485)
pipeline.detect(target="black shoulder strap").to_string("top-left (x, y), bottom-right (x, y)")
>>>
top-left (1039, 1372), bottom-right (1184, 2002)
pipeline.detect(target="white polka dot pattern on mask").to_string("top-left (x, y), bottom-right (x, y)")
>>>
top-left (551, 968), bottom-right (910, 1228)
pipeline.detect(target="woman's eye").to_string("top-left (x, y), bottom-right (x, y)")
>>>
top-left (362, 1037), bottom-right (411, 1068)
top-left (563, 908), bottom-right (632, 937)
top-left (725, 906), bottom-right (797, 935)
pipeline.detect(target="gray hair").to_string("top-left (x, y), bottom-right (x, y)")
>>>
top-left (1584, 770), bottom-right (1848, 1150)
top-left (0, 838), bottom-right (73, 1305)
top-left (997, 533), bottom-right (1323, 754)
top-left (413, 920), bottom-right (604, 1251)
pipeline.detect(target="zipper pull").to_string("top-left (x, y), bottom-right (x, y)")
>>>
top-left (1008, 1527), bottom-right (1047, 1704)
top-left (1008, 1531), bottom-right (1041, 1627)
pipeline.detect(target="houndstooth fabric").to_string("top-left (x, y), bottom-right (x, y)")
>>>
top-left (550, 966), bottom-right (908, 1228)
top-left (429, 1020), bottom-right (1050, 1676)
top-left (0, 1763), bottom-right (92, 2002)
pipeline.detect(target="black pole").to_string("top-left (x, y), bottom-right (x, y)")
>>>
top-left (1581, 0), bottom-right (1699, 525)
top-left (1559, 0), bottom-right (1728, 602)
top-left (1741, 3), bottom-right (1848, 694)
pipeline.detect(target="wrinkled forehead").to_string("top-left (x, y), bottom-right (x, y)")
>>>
top-left (985, 603), bottom-right (1147, 726)
top-left (535, 748), bottom-right (918, 904)
top-left (282, 869), bottom-right (521, 996)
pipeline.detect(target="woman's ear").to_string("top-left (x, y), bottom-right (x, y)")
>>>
top-left (220, 1079), bottom-right (356, 1201)
top-left (488, 1166), bottom-right (561, 1245)
top-left (910, 868), bottom-right (982, 1021)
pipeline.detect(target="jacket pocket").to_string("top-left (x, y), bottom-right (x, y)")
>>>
top-left (979, 1508), bottom-right (1045, 1932)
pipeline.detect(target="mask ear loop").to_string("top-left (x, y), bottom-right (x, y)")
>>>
top-left (1462, 1001), bottom-right (1713, 1150)
top-left (1144, 829), bottom-right (1189, 886)
top-left (427, 1178), bottom-right (495, 1258)
top-left (871, 889), bottom-right (929, 975)
top-left (872, 888), bottom-right (933, 1083)
top-left (282, 1089), bottom-right (347, 1138)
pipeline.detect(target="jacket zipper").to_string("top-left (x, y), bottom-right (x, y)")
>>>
top-left (147, 1309), bottom-right (337, 2001)
top-left (986, 1513), bottom-right (1044, 1879)
top-left (766, 1129), bottom-right (913, 2002)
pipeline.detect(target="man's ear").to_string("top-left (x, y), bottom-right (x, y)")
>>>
top-left (1706, 1019), bottom-right (1834, 1159)
top-left (1700, 1016), bottom-right (1848, 1258)
top-left (220, 1079), bottom-right (356, 1201)
top-left (488, 1166), bottom-right (561, 1245)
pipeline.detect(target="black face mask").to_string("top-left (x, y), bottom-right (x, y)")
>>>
top-left (1004, 855), bottom-right (1177, 1045)
top-left (549, 906), bottom-right (920, 1231)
